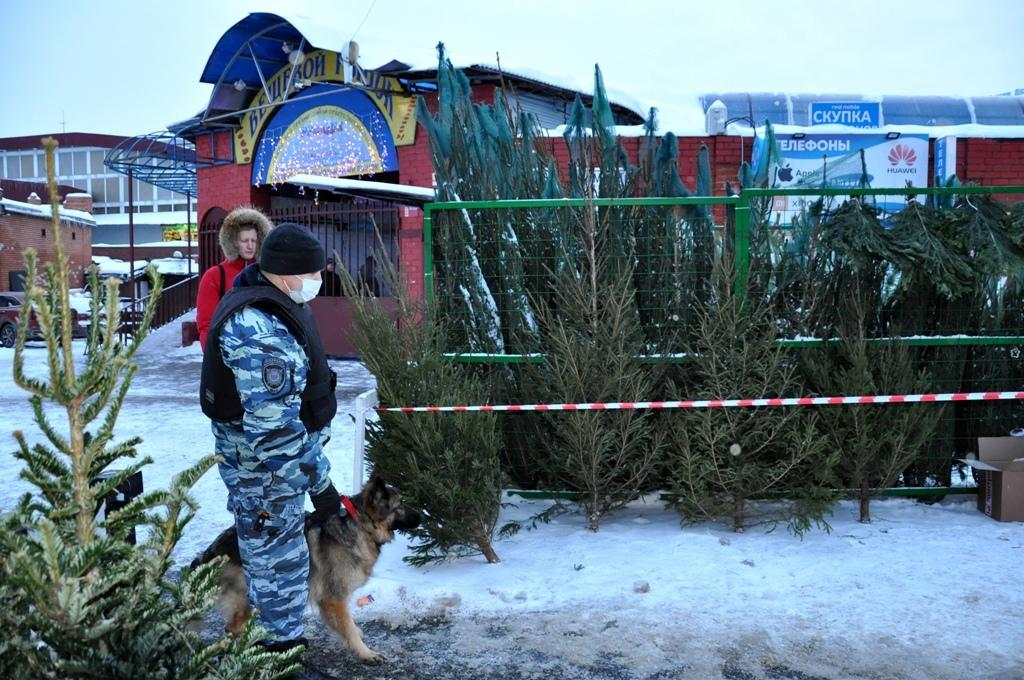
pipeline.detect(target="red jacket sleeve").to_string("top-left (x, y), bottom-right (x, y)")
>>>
top-left (195, 266), bottom-right (222, 351)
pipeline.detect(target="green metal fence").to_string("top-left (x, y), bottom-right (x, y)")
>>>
top-left (426, 186), bottom-right (1024, 352)
top-left (423, 186), bottom-right (1024, 482)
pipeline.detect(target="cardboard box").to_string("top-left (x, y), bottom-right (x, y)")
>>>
top-left (961, 438), bottom-right (1024, 522)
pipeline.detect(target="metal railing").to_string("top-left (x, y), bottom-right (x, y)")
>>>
top-left (120, 275), bottom-right (198, 339)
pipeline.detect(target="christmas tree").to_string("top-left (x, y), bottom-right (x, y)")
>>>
top-left (0, 139), bottom-right (297, 677)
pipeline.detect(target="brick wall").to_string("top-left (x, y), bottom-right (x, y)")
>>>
top-left (396, 132), bottom-right (434, 301)
top-left (195, 131), bottom-right (271, 225)
top-left (0, 211), bottom-right (92, 291)
top-left (194, 98), bottom-right (1024, 305)
top-left (958, 139), bottom-right (1024, 199)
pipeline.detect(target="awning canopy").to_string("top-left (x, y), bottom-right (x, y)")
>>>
top-left (286, 174), bottom-right (435, 206)
top-left (104, 130), bottom-right (232, 196)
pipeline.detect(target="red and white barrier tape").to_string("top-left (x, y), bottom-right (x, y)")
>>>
top-left (377, 391), bottom-right (1024, 414)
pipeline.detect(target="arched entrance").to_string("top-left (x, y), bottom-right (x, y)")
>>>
top-left (199, 206), bottom-right (228, 271)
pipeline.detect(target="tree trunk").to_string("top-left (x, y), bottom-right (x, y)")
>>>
top-left (589, 491), bottom-right (601, 532)
top-left (479, 540), bottom-right (501, 564)
top-left (859, 480), bottom-right (871, 523)
top-left (733, 496), bottom-right (745, 532)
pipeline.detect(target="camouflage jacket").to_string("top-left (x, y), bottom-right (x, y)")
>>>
top-left (212, 305), bottom-right (332, 497)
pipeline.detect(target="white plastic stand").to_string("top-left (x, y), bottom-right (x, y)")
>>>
top-left (352, 388), bottom-right (378, 494)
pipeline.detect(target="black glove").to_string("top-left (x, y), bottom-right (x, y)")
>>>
top-left (310, 483), bottom-right (340, 524)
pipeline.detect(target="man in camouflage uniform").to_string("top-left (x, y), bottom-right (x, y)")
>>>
top-left (200, 223), bottom-right (340, 654)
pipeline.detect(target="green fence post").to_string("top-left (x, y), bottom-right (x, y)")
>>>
top-left (423, 203), bottom-right (434, 304)
top-left (733, 204), bottom-right (751, 299)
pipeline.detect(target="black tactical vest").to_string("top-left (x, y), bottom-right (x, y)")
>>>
top-left (200, 280), bottom-right (337, 433)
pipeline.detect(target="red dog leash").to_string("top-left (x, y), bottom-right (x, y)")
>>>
top-left (340, 495), bottom-right (360, 520)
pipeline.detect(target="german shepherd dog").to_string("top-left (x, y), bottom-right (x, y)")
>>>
top-left (191, 472), bottom-right (421, 664)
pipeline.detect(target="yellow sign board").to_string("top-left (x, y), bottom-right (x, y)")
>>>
top-left (162, 224), bottom-right (195, 242)
top-left (234, 49), bottom-right (417, 164)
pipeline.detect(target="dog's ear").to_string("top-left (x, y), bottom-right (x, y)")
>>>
top-left (368, 472), bottom-right (387, 502)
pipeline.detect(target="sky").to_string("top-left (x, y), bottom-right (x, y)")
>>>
top-left (1, 0), bottom-right (1023, 140)
top-left (1, 317), bottom-right (1022, 677)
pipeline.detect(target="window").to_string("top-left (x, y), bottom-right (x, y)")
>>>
top-left (20, 154), bottom-right (34, 178)
top-left (8, 154), bottom-right (23, 178)
top-left (105, 177), bottom-right (121, 204)
top-left (58, 150), bottom-right (72, 176)
top-left (92, 177), bottom-right (107, 203)
top-left (38, 151), bottom-right (52, 178)
top-left (131, 178), bottom-right (152, 201)
top-left (90, 150), bottom-right (106, 174)
top-left (72, 151), bottom-right (87, 175)
top-left (881, 96), bottom-right (971, 125)
top-left (8, 271), bottom-right (28, 292)
top-left (972, 96), bottom-right (1024, 125)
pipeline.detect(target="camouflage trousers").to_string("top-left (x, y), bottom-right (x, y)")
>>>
top-left (227, 475), bottom-right (310, 643)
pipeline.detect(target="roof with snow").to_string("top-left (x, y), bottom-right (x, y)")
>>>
top-left (91, 254), bottom-right (196, 278)
top-left (181, 13), bottom-right (1024, 140)
top-left (191, 12), bottom-right (645, 131)
top-left (286, 175), bottom-right (434, 206)
top-left (91, 210), bottom-right (195, 227)
top-left (1, 197), bottom-right (95, 226)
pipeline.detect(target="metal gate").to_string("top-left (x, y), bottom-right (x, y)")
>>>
top-left (269, 199), bottom-right (400, 296)
top-left (198, 206), bottom-right (228, 271)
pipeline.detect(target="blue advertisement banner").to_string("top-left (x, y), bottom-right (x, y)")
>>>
top-left (752, 132), bottom-right (930, 217)
top-left (934, 136), bottom-right (956, 184)
top-left (809, 102), bottom-right (881, 128)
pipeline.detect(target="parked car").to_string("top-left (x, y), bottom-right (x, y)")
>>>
top-left (0, 291), bottom-right (88, 347)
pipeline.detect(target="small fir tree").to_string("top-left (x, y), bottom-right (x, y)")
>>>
top-left (0, 139), bottom-right (297, 678)
top-left (342, 248), bottom-right (503, 565)
top-left (525, 220), bottom-right (666, 531)
top-left (663, 266), bottom-right (837, 534)
top-left (803, 290), bottom-right (942, 522)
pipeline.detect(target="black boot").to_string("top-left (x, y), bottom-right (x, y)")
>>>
top-left (260, 636), bottom-right (308, 654)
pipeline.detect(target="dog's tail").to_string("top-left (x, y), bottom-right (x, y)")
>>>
top-left (189, 526), bottom-right (240, 570)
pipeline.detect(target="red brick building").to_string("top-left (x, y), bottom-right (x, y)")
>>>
top-left (0, 190), bottom-right (94, 291)
top-left (180, 12), bottom-right (1024, 353)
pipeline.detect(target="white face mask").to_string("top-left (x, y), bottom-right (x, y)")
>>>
top-left (287, 276), bottom-right (320, 304)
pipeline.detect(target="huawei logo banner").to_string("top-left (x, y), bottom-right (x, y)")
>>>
top-left (888, 144), bottom-right (918, 166)
top-left (750, 132), bottom-right (930, 218)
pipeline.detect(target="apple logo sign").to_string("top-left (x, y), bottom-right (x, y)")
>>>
top-left (776, 164), bottom-right (794, 182)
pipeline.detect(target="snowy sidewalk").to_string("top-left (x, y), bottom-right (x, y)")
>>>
top-left (2, 319), bottom-right (1023, 679)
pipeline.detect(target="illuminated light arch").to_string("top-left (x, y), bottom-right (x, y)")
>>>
top-left (251, 84), bottom-right (398, 186)
top-left (266, 106), bottom-right (383, 183)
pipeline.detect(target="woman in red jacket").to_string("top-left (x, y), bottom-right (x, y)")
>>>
top-left (196, 206), bottom-right (273, 349)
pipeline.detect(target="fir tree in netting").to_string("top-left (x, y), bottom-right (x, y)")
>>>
top-left (525, 252), bottom-right (665, 530)
top-left (416, 44), bottom-right (555, 355)
top-left (0, 139), bottom-right (298, 678)
top-left (341, 253), bottom-right (503, 565)
top-left (663, 265), bottom-right (837, 534)
top-left (802, 290), bottom-right (942, 522)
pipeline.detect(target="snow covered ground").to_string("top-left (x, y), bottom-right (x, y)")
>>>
top-left (2, 316), bottom-right (1023, 679)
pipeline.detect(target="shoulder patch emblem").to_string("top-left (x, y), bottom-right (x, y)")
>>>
top-left (262, 358), bottom-right (288, 393)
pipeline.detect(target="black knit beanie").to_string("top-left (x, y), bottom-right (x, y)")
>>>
top-left (259, 223), bottom-right (325, 275)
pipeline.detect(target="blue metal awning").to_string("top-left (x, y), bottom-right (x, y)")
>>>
top-left (104, 130), bottom-right (232, 196)
top-left (200, 13), bottom-right (307, 89)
